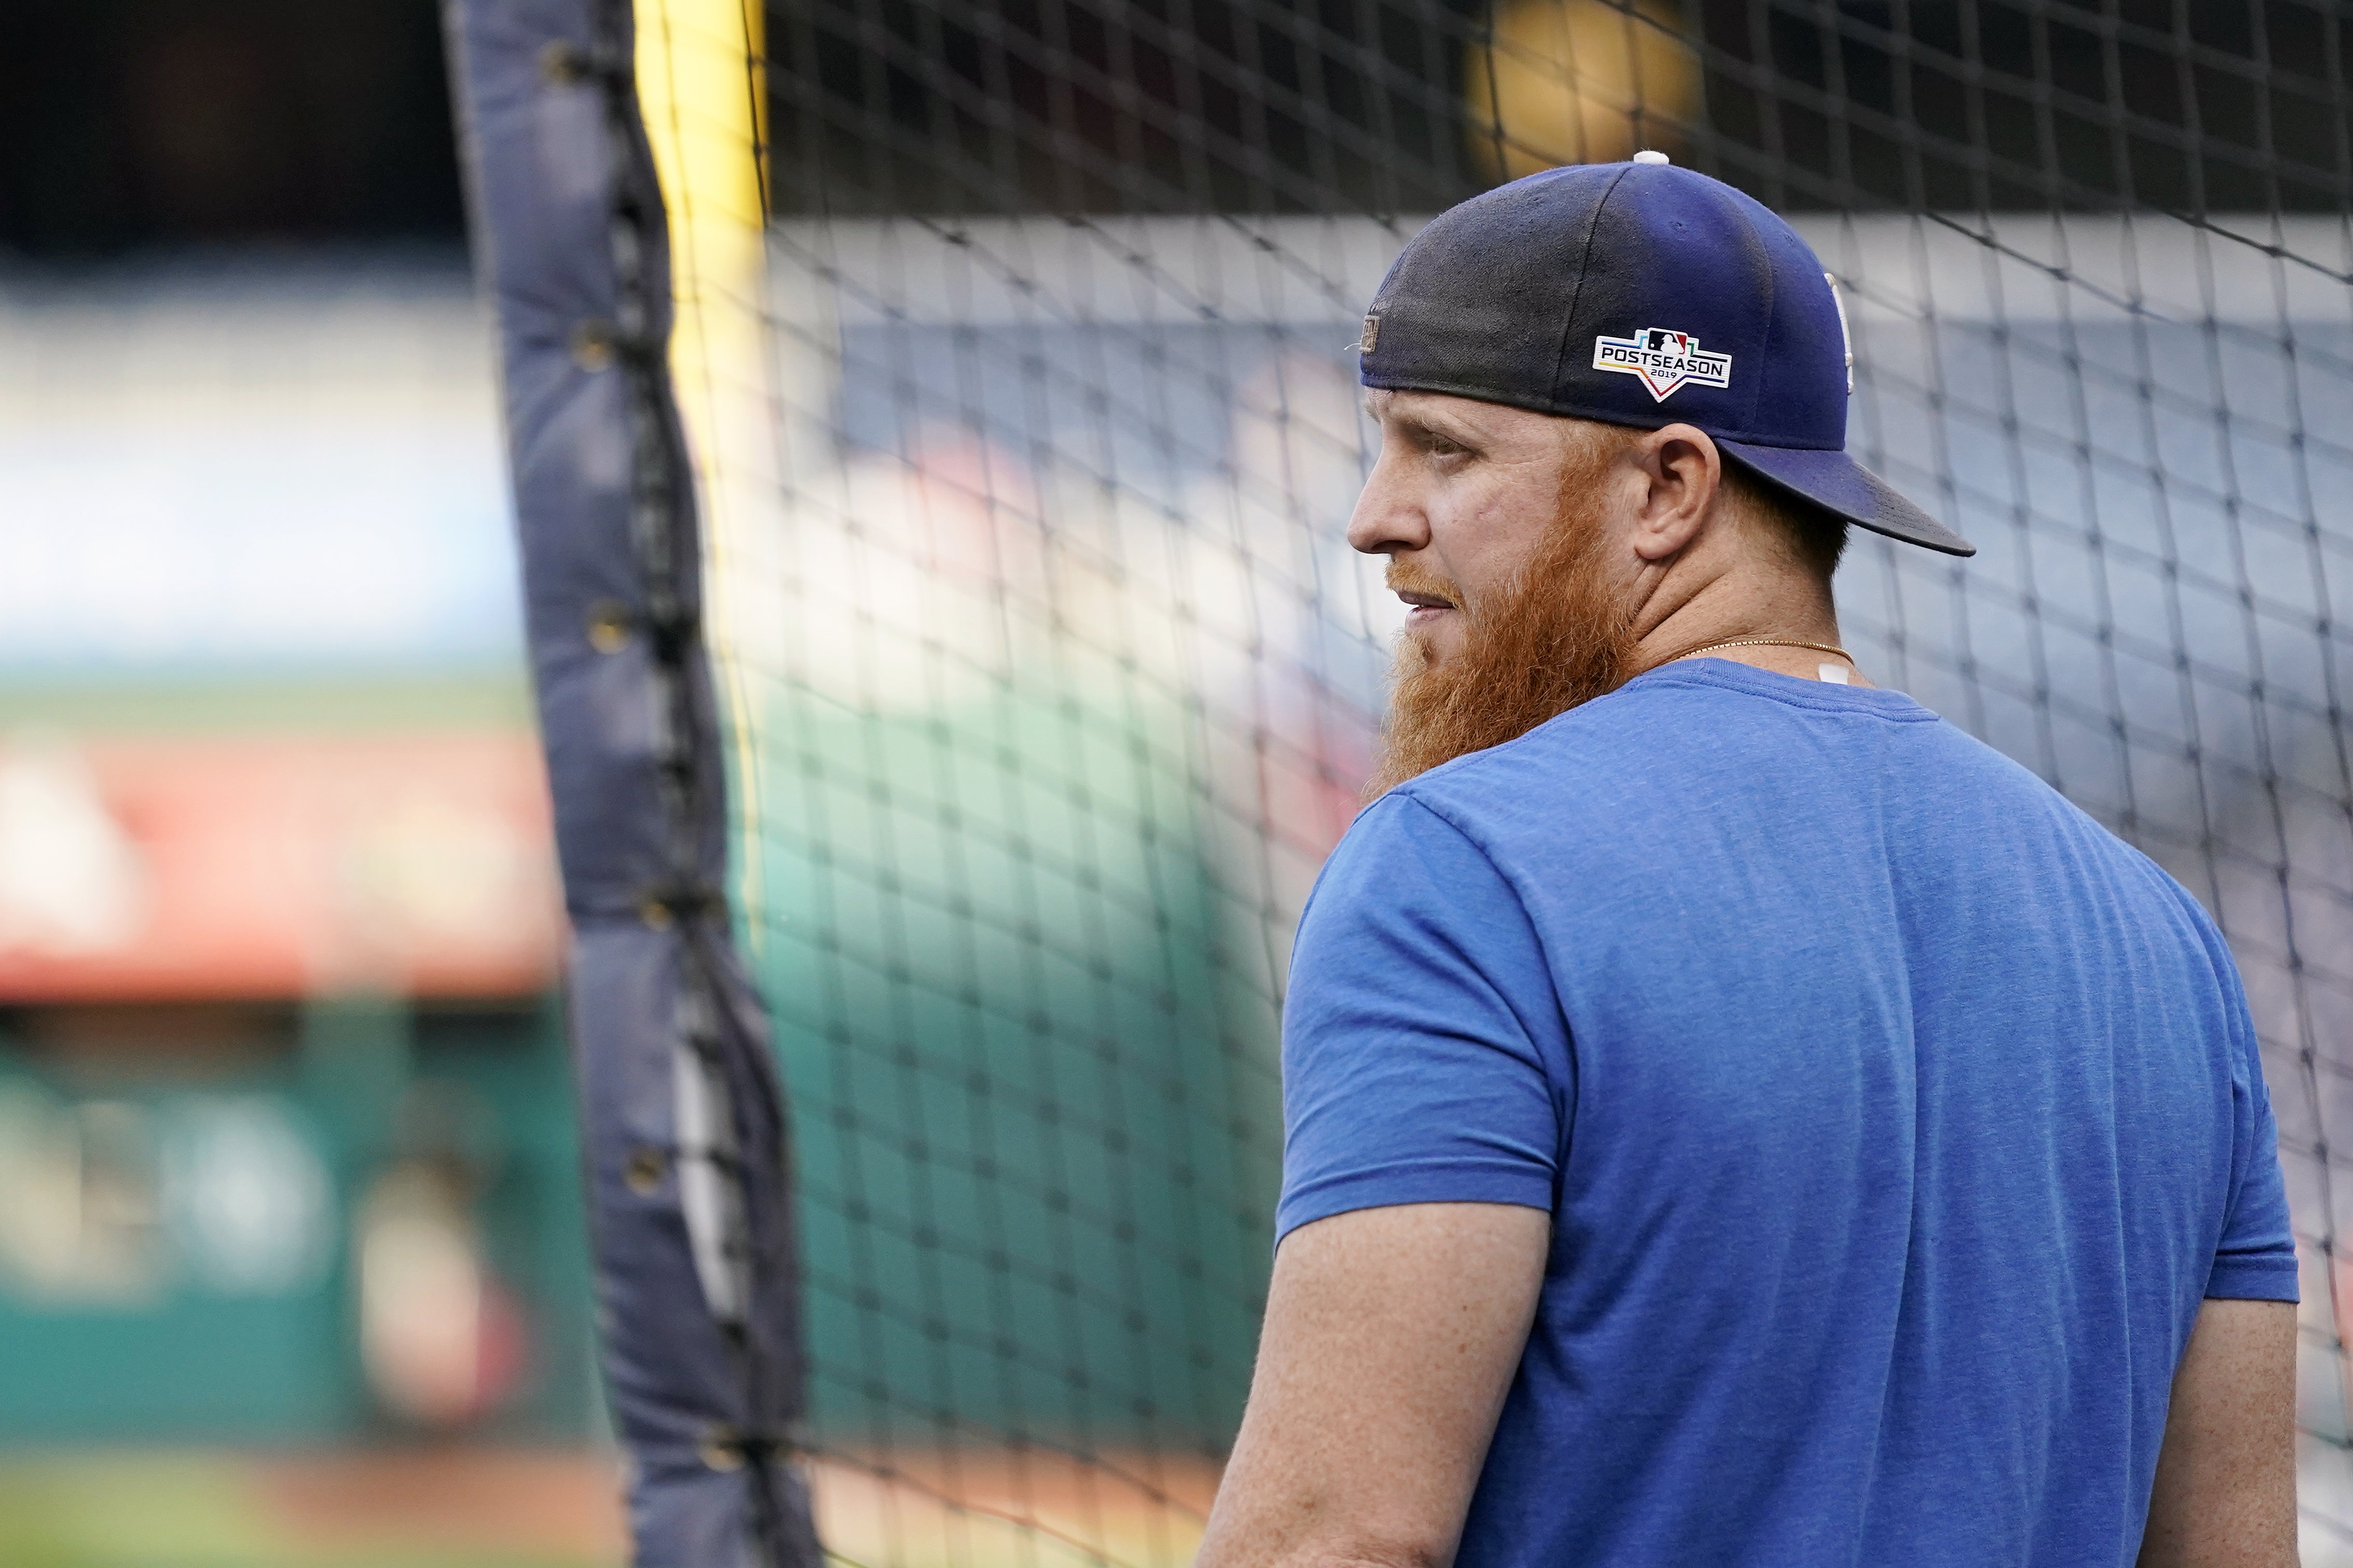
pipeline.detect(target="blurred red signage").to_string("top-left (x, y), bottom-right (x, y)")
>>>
top-left (0, 734), bottom-right (562, 1001)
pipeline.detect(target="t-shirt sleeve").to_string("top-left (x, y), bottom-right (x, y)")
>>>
top-left (1276, 793), bottom-right (1568, 1246)
top-left (2201, 923), bottom-right (2299, 1303)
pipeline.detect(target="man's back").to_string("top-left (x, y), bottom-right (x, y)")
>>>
top-left (1278, 658), bottom-right (2296, 1567)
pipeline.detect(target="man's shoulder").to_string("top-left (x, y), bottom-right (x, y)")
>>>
top-left (1382, 665), bottom-right (1858, 831)
top-left (1365, 662), bottom-right (2088, 881)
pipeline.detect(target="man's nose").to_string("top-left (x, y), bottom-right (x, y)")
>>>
top-left (1345, 451), bottom-right (1428, 556)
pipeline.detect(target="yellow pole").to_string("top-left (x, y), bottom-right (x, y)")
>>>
top-left (633, 0), bottom-right (772, 939)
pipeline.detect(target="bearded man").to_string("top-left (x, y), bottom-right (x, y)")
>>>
top-left (1195, 158), bottom-right (2297, 1568)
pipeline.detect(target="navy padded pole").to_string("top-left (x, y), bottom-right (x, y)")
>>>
top-left (442, 2), bottom-right (817, 1561)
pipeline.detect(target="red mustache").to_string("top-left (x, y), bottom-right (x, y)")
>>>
top-left (1385, 559), bottom-right (1465, 612)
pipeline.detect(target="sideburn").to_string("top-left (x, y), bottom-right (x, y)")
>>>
top-left (1368, 482), bottom-right (1641, 798)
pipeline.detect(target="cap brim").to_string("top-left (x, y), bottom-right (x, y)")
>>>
top-left (1717, 441), bottom-right (1976, 557)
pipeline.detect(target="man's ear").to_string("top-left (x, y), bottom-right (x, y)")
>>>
top-left (1627, 424), bottom-right (1724, 564)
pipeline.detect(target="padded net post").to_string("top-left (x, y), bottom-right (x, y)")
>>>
top-left (443, 0), bottom-right (820, 1561)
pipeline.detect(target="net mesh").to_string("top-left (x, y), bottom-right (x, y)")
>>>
top-left (628, 0), bottom-right (2353, 1560)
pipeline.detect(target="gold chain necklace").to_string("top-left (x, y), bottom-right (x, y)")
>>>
top-left (1664, 637), bottom-right (1853, 665)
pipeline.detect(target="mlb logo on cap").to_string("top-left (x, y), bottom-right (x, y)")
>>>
top-left (1356, 154), bottom-right (1974, 557)
top-left (1592, 328), bottom-right (1733, 402)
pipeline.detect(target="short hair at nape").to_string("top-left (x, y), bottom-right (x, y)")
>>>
top-left (1720, 460), bottom-right (1851, 581)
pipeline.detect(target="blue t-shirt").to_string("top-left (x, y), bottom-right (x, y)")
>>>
top-left (1281, 659), bottom-right (2297, 1568)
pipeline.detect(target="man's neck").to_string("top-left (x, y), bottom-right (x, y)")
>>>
top-left (1625, 560), bottom-right (1864, 686)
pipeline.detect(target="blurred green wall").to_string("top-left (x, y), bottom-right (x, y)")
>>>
top-left (0, 997), bottom-right (598, 1444)
top-left (747, 685), bottom-right (1284, 1448)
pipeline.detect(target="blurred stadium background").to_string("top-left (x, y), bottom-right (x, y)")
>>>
top-left (0, 6), bottom-right (621, 1563)
top-left (5, 0), bottom-right (2352, 1564)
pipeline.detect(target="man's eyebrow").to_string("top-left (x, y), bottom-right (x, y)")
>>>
top-left (1365, 391), bottom-right (1483, 447)
top-left (1393, 407), bottom-right (1480, 446)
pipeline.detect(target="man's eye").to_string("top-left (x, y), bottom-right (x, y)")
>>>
top-left (1428, 437), bottom-right (1467, 457)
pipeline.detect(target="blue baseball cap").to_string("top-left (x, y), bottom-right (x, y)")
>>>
top-left (1357, 156), bottom-right (1975, 557)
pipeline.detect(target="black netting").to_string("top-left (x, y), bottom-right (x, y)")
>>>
top-left (628, 0), bottom-right (2353, 1559)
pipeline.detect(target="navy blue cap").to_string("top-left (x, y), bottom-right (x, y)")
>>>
top-left (1358, 158), bottom-right (1974, 557)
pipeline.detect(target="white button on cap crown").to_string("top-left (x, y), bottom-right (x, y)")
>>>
top-left (1632, 149), bottom-right (1671, 165)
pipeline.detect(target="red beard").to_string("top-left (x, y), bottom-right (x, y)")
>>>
top-left (1369, 484), bottom-right (1641, 797)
